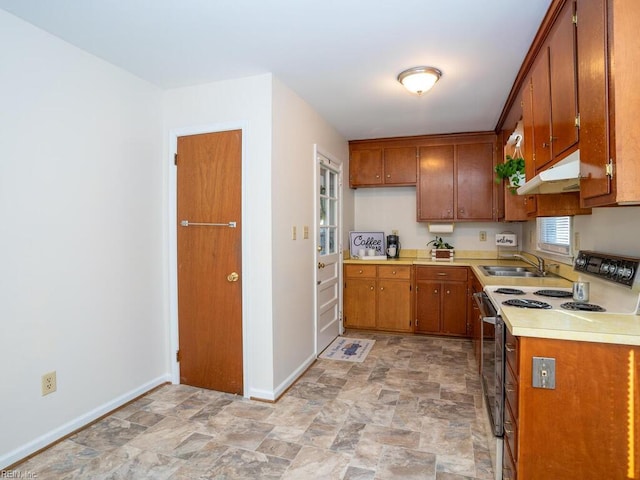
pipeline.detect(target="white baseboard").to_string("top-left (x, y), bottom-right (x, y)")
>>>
top-left (245, 354), bottom-right (316, 402)
top-left (0, 374), bottom-right (171, 469)
top-left (273, 353), bottom-right (316, 399)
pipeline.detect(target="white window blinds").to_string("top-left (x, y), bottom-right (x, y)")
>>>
top-left (537, 216), bottom-right (571, 255)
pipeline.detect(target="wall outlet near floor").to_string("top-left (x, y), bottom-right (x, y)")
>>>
top-left (479, 231), bottom-right (487, 242)
top-left (42, 371), bottom-right (57, 396)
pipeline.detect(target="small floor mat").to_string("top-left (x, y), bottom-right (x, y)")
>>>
top-left (318, 337), bottom-right (375, 363)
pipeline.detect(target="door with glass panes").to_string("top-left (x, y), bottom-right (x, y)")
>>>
top-left (316, 152), bottom-right (342, 354)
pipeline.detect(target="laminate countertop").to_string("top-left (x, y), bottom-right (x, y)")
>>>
top-left (343, 256), bottom-right (640, 346)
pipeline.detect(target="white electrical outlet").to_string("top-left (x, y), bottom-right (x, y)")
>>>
top-left (479, 231), bottom-right (487, 241)
top-left (303, 226), bottom-right (309, 239)
top-left (291, 226), bottom-right (297, 240)
top-left (42, 371), bottom-right (57, 396)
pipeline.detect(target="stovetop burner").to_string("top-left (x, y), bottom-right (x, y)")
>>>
top-left (502, 299), bottom-right (552, 309)
top-left (534, 289), bottom-right (573, 298)
top-left (560, 302), bottom-right (606, 312)
top-left (495, 288), bottom-right (525, 295)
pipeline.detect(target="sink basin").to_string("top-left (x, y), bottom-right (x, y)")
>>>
top-left (479, 265), bottom-right (544, 278)
top-left (481, 266), bottom-right (532, 272)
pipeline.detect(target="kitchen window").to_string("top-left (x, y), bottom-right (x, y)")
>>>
top-left (537, 216), bottom-right (572, 256)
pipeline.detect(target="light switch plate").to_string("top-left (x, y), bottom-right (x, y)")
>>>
top-left (532, 357), bottom-right (556, 389)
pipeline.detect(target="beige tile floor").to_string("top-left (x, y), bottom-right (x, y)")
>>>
top-left (13, 331), bottom-right (495, 479)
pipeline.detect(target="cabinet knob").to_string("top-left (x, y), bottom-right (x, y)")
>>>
top-left (434, 289), bottom-right (439, 294)
top-left (370, 286), bottom-right (375, 291)
top-left (358, 269), bottom-right (363, 274)
top-left (446, 290), bottom-right (451, 295)
top-left (375, 174), bottom-right (380, 179)
top-left (392, 270), bottom-right (396, 275)
top-left (504, 420), bottom-right (514, 435)
top-left (458, 208), bottom-right (465, 214)
top-left (380, 287), bottom-right (384, 291)
top-left (386, 174), bottom-right (391, 178)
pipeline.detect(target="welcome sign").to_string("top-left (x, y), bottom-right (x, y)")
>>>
top-left (349, 231), bottom-right (385, 258)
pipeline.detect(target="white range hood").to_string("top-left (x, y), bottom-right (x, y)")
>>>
top-left (517, 150), bottom-right (581, 195)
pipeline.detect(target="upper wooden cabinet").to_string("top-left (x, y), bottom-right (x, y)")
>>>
top-left (529, 0), bottom-right (579, 174)
top-left (498, 0), bottom-right (640, 209)
top-left (576, 0), bottom-right (640, 207)
top-left (417, 134), bottom-right (497, 222)
top-left (349, 143), bottom-right (417, 188)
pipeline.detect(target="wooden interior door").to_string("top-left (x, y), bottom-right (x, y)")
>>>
top-left (177, 130), bottom-right (243, 395)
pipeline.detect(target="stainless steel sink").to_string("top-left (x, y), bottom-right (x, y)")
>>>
top-left (479, 265), bottom-right (545, 277)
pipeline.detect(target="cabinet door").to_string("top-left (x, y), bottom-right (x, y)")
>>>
top-left (504, 185), bottom-right (528, 221)
top-left (456, 142), bottom-right (495, 220)
top-left (441, 281), bottom-right (469, 336)
top-left (343, 278), bottom-right (376, 329)
top-left (350, 149), bottom-right (383, 187)
top-left (417, 145), bottom-right (455, 221)
top-left (377, 279), bottom-right (412, 332)
top-left (415, 280), bottom-right (441, 333)
top-left (548, 0), bottom-right (579, 159)
top-left (383, 147), bottom-right (417, 185)
top-left (531, 51), bottom-right (553, 173)
top-left (576, 0), bottom-right (612, 204)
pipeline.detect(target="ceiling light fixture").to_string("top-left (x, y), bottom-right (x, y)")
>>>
top-left (397, 66), bottom-right (442, 96)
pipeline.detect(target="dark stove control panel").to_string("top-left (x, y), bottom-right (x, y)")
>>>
top-left (574, 250), bottom-right (639, 287)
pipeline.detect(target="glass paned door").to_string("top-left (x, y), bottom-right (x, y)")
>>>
top-left (316, 152), bottom-right (341, 354)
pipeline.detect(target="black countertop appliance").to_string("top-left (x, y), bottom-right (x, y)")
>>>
top-left (386, 234), bottom-right (400, 259)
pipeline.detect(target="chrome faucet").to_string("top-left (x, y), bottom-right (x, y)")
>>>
top-left (512, 252), bottom-right (546, 276)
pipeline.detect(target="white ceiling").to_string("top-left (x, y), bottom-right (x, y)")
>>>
top-left (0, 0), bottom-right (552, 140)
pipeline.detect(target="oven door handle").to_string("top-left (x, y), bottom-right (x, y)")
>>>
top-left (473, 292), bottom-right (498, 319)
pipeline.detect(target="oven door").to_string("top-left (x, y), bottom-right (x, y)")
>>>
top-left (474, 292), bottom-right (504, 437)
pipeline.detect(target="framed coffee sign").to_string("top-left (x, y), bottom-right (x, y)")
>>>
top-left (349, 231), bottom-right (385, 258)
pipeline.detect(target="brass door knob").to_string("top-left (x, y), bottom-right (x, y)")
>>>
top-left (318, 262), bottom-right (326, 269)
top-left (227, 272), bottom-right (239, 282)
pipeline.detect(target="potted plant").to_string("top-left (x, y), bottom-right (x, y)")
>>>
top-left (427, 236), bottom-right (455, 260)
top-left (495, 155), bottom-right (525, 192)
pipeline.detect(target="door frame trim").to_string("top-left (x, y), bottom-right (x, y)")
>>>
top-left (168, 121), bottom-right (249, 395)
top-left (313, 144), bottom-right (344, 355)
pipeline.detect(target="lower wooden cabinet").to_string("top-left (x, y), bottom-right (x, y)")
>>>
top-left (343, 264), bottom-right (413, 332)
top-left (470, 270), bottom-right (483, 372)
top-left (415, 266), bottom-right (470, 337)
top-left (507, 335), bottom-right (640, 479)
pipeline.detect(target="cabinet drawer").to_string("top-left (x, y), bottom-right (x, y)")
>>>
top-left (505, 362), bottom-right (519, 420)
top-left (377, 265), bottom-right (411, 279)
top-left (416, 266), bottom-right (468, 281)
top-left (503, 439), bottom-right (518, 480)
top-left (505, 328), bottom-right (519, 374)
top-left (344, 265), bottom-right (377, 278)
top-left (504, 400), bottom-right (518, 459)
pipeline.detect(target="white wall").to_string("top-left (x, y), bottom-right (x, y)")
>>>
top-left (521, 206), bottom-right (640, 260)
top-left (271, 77), bottom-right (348, 393)
top-left (354, 187), bottom-right (522, 253)
top-left (163, 76), bottom-right (349, 400)
top-left (163, 74), bottom-right (275, 400)
top-left (0, 10), bottom-right (166, 467)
